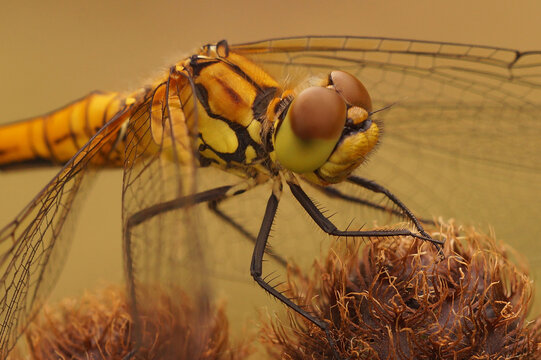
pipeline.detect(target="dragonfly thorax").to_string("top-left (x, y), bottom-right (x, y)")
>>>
top-left (184, 43), bottom-right (281, 180)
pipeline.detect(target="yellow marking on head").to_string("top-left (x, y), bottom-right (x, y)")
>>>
top-left (314, 122), bottom-right (380, 184)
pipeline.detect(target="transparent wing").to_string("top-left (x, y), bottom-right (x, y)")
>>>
top-left (122, 73), bottom-right (222, 357)
top-left (0, 111), bottom-right (129, 357)
top-left (232, 36), bottom-right (541, 251)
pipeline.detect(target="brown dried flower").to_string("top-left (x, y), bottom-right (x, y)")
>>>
top-left (261, 222), bottom-right (541, 359)
top-left (12, 285), bottom-right (250, 360)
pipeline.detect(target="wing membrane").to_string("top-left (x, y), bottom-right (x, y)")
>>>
top-left (0, 110), bottom-right (129, 356)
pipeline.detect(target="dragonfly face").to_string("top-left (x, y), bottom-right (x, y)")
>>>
top-left (272, 70), bottom-right (379, 184)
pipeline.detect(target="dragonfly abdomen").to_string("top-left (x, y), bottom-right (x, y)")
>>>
top-left (0, 91), bottom-right (127, 169)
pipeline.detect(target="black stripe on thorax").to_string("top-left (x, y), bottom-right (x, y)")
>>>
top-left (190, 55), bottom-right (270, 97)
top-left (190, 54), bottom-right (278, 124)
top-left (194, 83), bottom-right (266, 165)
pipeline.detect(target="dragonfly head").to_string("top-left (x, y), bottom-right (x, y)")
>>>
top-left (272, 71), bottom-right (380, 185)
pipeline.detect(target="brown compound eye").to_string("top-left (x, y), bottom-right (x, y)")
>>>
top-left (330, 70), bottom-right (372, 112)
top-left (289, 86), bottom-right (346, 140)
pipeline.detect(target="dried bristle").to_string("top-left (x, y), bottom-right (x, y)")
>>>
top-left (12, 285), bottom-right (251, 360)
top-left (261, 221), bottom-right (541, 359)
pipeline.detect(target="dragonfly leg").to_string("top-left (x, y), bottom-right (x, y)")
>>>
top-left (346, 175), bottom-right (443, 252)
top-left (289, 180), bottom-right (445, 250)
top-left (250, 180), bottom-right (343, 360)
top-left (318, 184), bottom-right (436, 225)
top-left (124, 185), bottom-right (232, 230)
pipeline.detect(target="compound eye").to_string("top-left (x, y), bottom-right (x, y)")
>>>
top-left (290, 87), bottom-right (346, 140)
top-left (274, 87), bottom-right (346, 173)
top-left (330, 70), bottom-right (372, 112)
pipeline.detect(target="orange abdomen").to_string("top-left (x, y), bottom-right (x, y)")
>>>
top-left (0, 92), bottom-right (127, 169)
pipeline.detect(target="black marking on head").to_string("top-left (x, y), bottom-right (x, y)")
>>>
top-left (273, 96), bottom-right (293, 139)
top-left (252, 87), bottom-right (277, 122)
top-left (342, 117), bottom-right (373, 138)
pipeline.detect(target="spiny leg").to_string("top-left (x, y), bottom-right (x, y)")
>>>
top-left (318, 183), bottom-right (436, 225)
top-left (346, 175), bottom-right (443, 252)
top-left (250, 180), bottom-right (343, 360)
top-left (289, 179), bottom-right (444, 250)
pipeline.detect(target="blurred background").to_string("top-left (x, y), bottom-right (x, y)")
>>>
top-left (1, 0), bottom-right (540, 357)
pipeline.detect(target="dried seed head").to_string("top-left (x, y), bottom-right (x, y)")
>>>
top-left (15, 285), bottom-right (250, 360)
top-left (261, 222), bottom-right (541, 359)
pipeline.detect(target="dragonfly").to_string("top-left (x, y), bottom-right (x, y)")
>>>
top-left (0, 36), bottom-right (540, 359)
